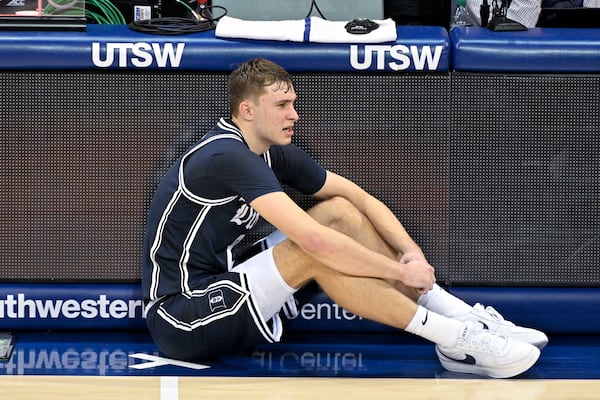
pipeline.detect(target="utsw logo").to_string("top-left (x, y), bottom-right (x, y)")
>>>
top-left (91, 42), bottom-right (185, 68)
top-left (350, 44), bottom-right (444, 71)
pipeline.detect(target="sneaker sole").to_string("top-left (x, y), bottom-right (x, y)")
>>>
top-left (436, 346), bottom-right (541, 379)
top-left (531, 338), bottom-right (548, 350)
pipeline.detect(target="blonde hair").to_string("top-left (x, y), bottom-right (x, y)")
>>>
top-left (227, 58), bottom-right (294, 117)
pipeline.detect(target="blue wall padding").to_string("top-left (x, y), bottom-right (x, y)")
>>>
top-left (451, 27), bottom-right (600, 72)
top-left (0, 24), bottom-right (450, 72)
top-left (1, 283), bottom-right (598, 334)
top-left (448, 286), bottom-right (600, 334)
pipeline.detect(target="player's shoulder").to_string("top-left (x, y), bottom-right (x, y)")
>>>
top-left (186, 119), bottom-right (247, 155)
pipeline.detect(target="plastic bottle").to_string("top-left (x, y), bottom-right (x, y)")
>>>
top-left (451, 0), bottom-right (473, 29)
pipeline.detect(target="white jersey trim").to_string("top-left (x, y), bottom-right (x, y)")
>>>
top-left (149, 189), bottom-right (183, 301)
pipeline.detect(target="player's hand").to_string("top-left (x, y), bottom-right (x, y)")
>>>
top-left (399, 250), bottom-right (427, 265)
top-left (399, 258), bottom-right (436, 294)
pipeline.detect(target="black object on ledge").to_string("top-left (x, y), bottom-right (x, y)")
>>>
top-left (488, 15), bottom-right (527, 31)
top-left (487, 0), bottom-right (527, 31)
top-left (0, 16), bottom-right (86, 31)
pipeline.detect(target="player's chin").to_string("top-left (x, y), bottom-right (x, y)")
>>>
top-left (278, 135), bottom-right (293, 145)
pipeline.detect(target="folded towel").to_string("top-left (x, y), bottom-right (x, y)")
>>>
top-left (215, 16), bottom-right (397, 43)
top-left (215, 16), bottom-right (306, 42)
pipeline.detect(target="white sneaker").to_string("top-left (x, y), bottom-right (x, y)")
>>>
top-left (436, 321), bottom-right (541, 379)
top-left (459, 303), bottom-right (548, 349)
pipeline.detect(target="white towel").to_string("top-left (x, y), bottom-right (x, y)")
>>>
top-left (215, 16), bottom-right (397, 43)
top-left (215, 16), bottom-right (306, 42)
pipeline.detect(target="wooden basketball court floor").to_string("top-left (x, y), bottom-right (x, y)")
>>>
top-left (2, 331), bottom-right (599, 399)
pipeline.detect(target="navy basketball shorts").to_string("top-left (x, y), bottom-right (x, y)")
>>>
top-left (145, 231), bottom-right (297, 361)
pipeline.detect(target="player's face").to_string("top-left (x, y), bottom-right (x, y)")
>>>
top-left (252, 82), bottom-right (299, 147)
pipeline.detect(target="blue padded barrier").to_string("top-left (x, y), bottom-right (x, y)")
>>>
top-left (0, 24), bottom-right (449, 72)
top-left (4, 25), bottom-right (600, 73)
top-left (0, 283), bottom-right (145, 331)
top-left (291, 285), bottom-right (600, 335)
top-left (1, 283), bottom-right (599, 334)
top-left (451, 27), bottom-right (600, 72)
top-left (447, 287), bottom-right (600, 335)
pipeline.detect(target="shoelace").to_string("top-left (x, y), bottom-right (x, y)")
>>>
top-left (459, 322), bottom-right (508, 355)
top-left (473, 303), bottom-right (515, 326)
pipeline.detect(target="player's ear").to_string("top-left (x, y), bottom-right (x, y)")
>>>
top-left (237, 99), bottom-right (254, 121)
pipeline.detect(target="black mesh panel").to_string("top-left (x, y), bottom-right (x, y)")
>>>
top-left (0, 72), bottom-right (450, 282)
top-left (450, 73), bottom-right (600, 286)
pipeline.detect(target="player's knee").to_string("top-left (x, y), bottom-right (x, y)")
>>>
top-left (317, 196), bottom-right (363, 231)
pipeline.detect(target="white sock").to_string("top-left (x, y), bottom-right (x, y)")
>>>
top-left (405, 305), bottom-right (464, 348)
top-left (417, 284), bottom-right (472, 318)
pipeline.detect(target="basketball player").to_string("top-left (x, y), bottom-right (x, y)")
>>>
top-left (142, 58), bottom-right (547, 378)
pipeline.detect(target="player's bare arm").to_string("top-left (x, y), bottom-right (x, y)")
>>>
top-left (250, 191), bottom-right (435, 291)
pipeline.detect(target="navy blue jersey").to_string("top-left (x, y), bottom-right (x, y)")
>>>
top-left (142, 118), bottom-right (327, 303)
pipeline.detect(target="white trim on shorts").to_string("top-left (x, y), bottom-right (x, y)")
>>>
top-left (232, 230), bottom-right (298, 328)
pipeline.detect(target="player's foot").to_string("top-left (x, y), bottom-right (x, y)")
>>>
top-left (458, 303), bottom-right (548, 349)
top-left (436, 321), bottom-right (540, 379)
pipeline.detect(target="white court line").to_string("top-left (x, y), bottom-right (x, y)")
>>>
top-left (161, 376), bottom-right (179, 400)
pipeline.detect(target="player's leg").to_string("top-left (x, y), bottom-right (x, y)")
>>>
top-left (270, 197), bottom-right (541, 378)
top-left (272, 223), bottom-right (540, 378)
top-left (306, 196), bottom-right (547, 349)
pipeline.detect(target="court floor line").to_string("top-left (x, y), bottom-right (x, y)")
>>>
top-left (161, 376), bottom-right (179, 400)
